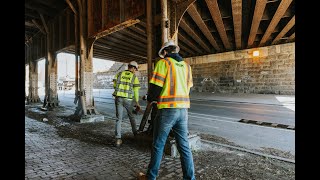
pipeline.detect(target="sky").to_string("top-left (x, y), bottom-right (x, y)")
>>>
top-left (57, 53), bottom-right (115, 77)
top-left (34, 53), bottom-right (115, 83)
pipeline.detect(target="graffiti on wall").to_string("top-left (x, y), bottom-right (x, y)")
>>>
top-left (198, 77), bottom-right (219, 93)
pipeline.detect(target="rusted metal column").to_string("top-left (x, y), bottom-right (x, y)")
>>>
top-left (74, 12), bottom-right (79, 97)
top-left (173, 27), bottom-right (178, 46)
top-left (47, 54), bottom-right (59, 108)
top-left (85, 41), bottom-right (95, 111)
top-left (27, 60), bottom-right (41, 104)
top-left (147, 0), bottom-right (153, 89)
top-left (76, 0), bottom-right (88, 116)
top-left (44, 49), bottom-right (49, 103)
top-left (74, 0), bottom-right (101, 119)
top-left (43, 23), bottom-right (59, 108)
top-left (68, 0), bottom-right (80, 100)
top-left (25, 65), bottom-right (27, 100)
top-left (79, 6), bottom-right (84, 92)
top-left (168, 1), bottom-right (178, 46)
top-left (161, 0), bottom-right (169, 44)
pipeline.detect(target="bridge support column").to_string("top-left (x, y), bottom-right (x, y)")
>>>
top-left (25, 65), bottom-right (27, 100)
top-left (27, 60), bottom-right (41, 104)
top-left (43, 25), bottom-right (59, 109)
top-left (74, 0), bottom-right (103, 123)
top-left (43, 53), bottom-right (59, 109)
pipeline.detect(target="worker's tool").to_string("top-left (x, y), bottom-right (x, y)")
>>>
top-left (138, 101), bottom-right (156, 132)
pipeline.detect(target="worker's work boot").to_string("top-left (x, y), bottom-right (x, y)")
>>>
top-left (133, 130), bottom-right (140, 137)
top-left (115, 138), bottom-right (122, 147)
top-left (137, 172), bottom-right (147, 180)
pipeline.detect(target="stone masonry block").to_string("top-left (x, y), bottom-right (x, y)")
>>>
top-left (183, 43), bottom-right (295, 95)
top-left (277, 54), bottom-right (289, 60)
top-left (280, 43), bottom-right (295, 53)
top-left (288, 53), bottom-right (295, 60)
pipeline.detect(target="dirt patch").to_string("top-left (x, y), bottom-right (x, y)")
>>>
top-left (199, 133), bottom-right (295, 161)
top-left (192, 149), bottom-right (295, 180)
top-left (200, 133), bottom-right (239, 147)
top-left (256, 147), bottom-right (295, 160)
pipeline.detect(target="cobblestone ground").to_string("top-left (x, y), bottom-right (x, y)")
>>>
top-left (25, 104), bottom-right (295, 180)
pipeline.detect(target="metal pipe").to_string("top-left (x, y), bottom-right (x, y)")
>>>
top-left (161, 0), bottom-right (168, 44)
top-left (147, 0), bottom-right (153, 90)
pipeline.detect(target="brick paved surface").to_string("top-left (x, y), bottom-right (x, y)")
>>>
top-left (25, 116), bottom-right (184, 180)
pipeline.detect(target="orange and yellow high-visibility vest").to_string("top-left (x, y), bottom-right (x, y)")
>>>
top-left (113, 70), bottom-right (140, 102)
top-left (150, 57), bottom-right (193, 109)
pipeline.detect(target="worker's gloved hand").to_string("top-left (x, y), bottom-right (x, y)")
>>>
top-left (142, 94), bottom-right (148, 101)
top-left (135, 104), bottom-right (141, 112)
top-left (132, 104), bottom-right (141, 114)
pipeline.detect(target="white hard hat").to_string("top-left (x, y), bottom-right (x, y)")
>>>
top-left (158, 39), bottom-right (180, 58)
top-left (129, 61), bottom-right (138, 70)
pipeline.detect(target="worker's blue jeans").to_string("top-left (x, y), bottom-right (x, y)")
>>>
top-left (147, 108), bottom-right (195, 180)
top-left (115, 97), bottom-right (137, 138)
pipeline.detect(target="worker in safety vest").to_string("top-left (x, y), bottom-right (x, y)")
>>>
top-left (112, 61), bottom-right (141, 147)
top-left (138, 40), bottom-right (195, 180)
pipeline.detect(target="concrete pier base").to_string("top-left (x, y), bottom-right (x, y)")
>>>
top-left (165, 133), bottom-right (201, 158)
top-left (27, 96), bottom-right (41, 104)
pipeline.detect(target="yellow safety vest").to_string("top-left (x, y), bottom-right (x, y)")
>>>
top-left (150, 57), bottom-right (193, 109)
top-left (113, 70), bottom-right (140, 102)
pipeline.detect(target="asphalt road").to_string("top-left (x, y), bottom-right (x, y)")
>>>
top-left (48, 89), bottom-right (295, 156)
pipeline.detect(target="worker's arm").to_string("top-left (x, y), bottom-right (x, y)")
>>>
top-left (146, 83), bottom-right (162, 102)
top-left (188, 65), bottom-right (193, 93)
top-left (133, 76), bottom-right (141, 106)
top-left (147, 59), bottom-right (167, 103)
top-left (113, 73), bottom-right (119, 89)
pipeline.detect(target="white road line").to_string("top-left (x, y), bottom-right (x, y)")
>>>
top-left (275, 96), bottom-right (295, 112)
top-left (191, 101), bottom-right (292, 113)
top-left (189, 114), bottom-right (240, 124)
top-left (189, 112), bottom-right (238, 120)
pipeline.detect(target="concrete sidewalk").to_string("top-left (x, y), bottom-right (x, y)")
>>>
top-left (188, 91), bottom-right (295, 111)
top-left (138, 88), bottom-right (295, 106)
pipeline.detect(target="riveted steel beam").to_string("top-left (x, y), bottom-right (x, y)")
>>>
top-left (179, 18), bottom-right (211, 53)
top-left (272, 15), bottom-right (295, 44)
top-left (187, 3), bottom-right (221, 51)
top-left (248, 0), bottom-right (267, 47)
top-left (32, 19), bottom-right (46, 34)
top-left (205, 0), bottom-right (231, 50)
top-left (231, 0), bottom-right (242, 49)
top-left (259, 0), bottom-right (293, 45)
top-left (178, 32), bottom-right (202, 54)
